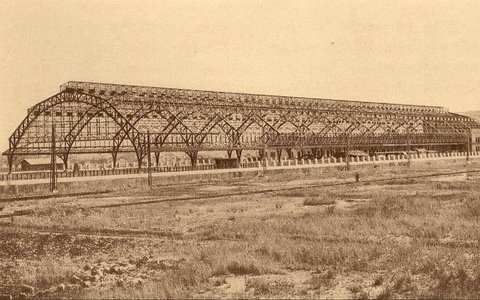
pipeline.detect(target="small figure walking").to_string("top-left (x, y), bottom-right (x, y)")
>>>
top-left (355, 172), bottom-right (360, 183)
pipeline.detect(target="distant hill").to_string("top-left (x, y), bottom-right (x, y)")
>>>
top-left (456, 110), bottom-right (480, 123)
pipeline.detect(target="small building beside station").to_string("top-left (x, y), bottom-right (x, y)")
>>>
top-left (20, 158), bottom-right (64, 171)
top-left (214, 158), bottom-right (238, 169)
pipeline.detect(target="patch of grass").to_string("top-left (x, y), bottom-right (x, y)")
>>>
top-left (225, 260), bottom-right (261, 275)
top-left (212, 257), bottom-right (270, 276)
top-left (391, 273), bottom-right (414, 294)
top-left (303, 195), bottom-right (335, 206)
top-left (194, 244), bottom-right (278, 276)
top-left (247, 277), bottom-right (294, 297)
top-left (458, 198), bottom-right (480, 219)
top-left (372, 275), bottom-right (384, 286)
top-left (354, 290), bottom-right (370, 300)
top-left (417, 257), bottom-right (480, 299)
top-left (376, 287), bottom-right (394, 300)
top-left (347, 283), bottom-right (362, 294)
top-left (226, 205), bottom-right (248, 213)
top-left (78, 261), bottom-right (211, 299)
top-left (325, 206), bottom-right (336, 215)
top-left (374, 273), bottom-right (415, 299)
top-left (19, 259), bottom-right (76, 290)
top-left (435, 181), bottom-right (473, 190)
top-left (309, 268), bottom-right (335, 289)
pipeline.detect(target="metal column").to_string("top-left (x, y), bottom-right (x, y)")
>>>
top-left (147, 130), bottom-right (152, 187)
top-left (50, 124), bottom-right (57, 193)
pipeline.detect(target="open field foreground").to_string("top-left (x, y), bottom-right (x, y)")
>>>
top-left (1, 164), bottom-right (480, 299)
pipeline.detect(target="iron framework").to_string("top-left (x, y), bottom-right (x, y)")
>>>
top-left (3, 81), bottom-right (480, 172)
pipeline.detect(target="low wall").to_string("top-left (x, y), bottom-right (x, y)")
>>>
top-left (1, 154), bottom-right (479, 198)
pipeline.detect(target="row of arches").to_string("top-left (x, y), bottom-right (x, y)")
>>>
top-left (4, 90), bottom-right (473, 172)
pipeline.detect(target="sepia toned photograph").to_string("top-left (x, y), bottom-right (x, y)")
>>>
top-left (1, 1), bottom-right (480, 299)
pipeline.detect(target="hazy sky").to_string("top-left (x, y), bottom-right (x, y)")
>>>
top-left (1, 0), bottom-right (480, 150)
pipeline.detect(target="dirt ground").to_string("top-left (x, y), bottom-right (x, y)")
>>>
top-left (0, 162), bottom-right (479, 299)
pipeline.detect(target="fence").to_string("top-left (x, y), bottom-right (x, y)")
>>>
top-left (1, 151), bottom-right (478, 182)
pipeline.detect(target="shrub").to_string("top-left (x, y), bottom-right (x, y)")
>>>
top-left (373, 275), bottom-right (384, 286)
top-left (212, 258), bottom-right (269, 276)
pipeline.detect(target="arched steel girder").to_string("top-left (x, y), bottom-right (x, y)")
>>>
top-left (257, 110), bottom-right (340, 144)
top-left (196, 111), bottom-right (279, 145)
top-left (236, 112), bottom-right (256, 133)
top-left (270, 113), bottom-right (416, 147)
top-left (59, 102), bottom-right (128, 163)
top-left (111, 107), bottom-right (242, 166)
top-left (194, 112), bottom-right (237, 145)
top-left (59, 105), bottom-right (104, 169)
top-left (57, 103), bottom-right (147, 169)
top-left (7, 91), bottom-right (143, 162)
top-left (14, 94), bottom-right (466, 155)
top-left (217, 110), bottom-right (301, 145)
top-left (113, 109), bottom-right (198, 168)
top-left (64, 106), bottom-right (100, 148)
top-left (310, 111), bottom-right (403, 137)
top-left (309, 111), bottom-right (350, 136)
top-left (114, 108), bottom-right (256, 152)
top-left (199, 109), bottom-right (326, 146)
top-left (111, 107), bottom-right (195, 163)
top-left (113, 106), bottom-right (429, 152)
top-left (108, 102), bottom-right (278, 152)
top-left (422, 118), bottom-right (471, 134)
top-left (348, 114), bottom-right (388, 136)
top-left (150, 110), bottom-right (194, 146)
top-left (114, 103), bottom-right (195, 143)
top-left (135, 109), bottom-right (199, 167)
top-left (163, 109), bottom-right (297, 147)
top-left (245, 112), bottom-right (281, 143)
top-left (109, 108), bottom-right (243, 164)
top-left (276, 113), bottom-right (324, 141)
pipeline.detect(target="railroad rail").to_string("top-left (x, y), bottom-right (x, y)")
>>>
top-left (1, 168), bottom-right (479, 219)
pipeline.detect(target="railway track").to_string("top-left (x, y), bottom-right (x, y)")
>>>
top-left (92, 168), bottom-right (480, 209)
top-left (0, 177), bottom-right (249, 203)
top-left (0, 168), bottom-right (479, 219)
top-left (0, 190), bottom-right (111, 203)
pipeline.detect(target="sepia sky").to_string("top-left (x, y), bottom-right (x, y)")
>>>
top-left (1, 0), bottom-right (480, 150)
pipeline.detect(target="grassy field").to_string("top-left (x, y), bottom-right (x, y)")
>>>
top-left (0, 163), bottom-right (479, 299)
